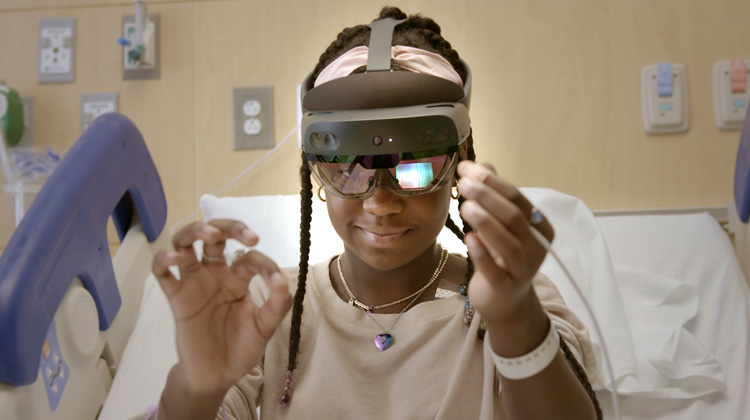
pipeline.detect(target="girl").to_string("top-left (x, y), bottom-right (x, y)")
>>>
top-left (151, 7), bottom-right (600, 420)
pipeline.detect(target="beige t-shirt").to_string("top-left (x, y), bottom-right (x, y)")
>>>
top-left (219, 257), bottom-right (597, 420)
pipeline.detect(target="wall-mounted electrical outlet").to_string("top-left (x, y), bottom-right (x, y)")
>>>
top-left (18, 97), bottom-right (34, 147)
top-left (38, 18), bottom-right (75, 83)
top-left (81, 93), bottom-right (118, 133)
top-left (122, 14), bottom-right (160, 80)
top-left (233, 86), bottom-right (274, 150)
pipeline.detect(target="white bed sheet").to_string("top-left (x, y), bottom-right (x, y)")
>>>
top-left (98, 273), bottom-right (176, 420)
top-left (595, 213), bottom-right (750, 420)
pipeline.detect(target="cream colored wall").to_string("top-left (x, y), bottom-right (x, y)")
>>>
top-left (0, 0), bottom-right (748, 251)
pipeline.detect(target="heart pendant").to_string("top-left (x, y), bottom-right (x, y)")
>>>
top-left (374, 333), bottom-right (393, 351)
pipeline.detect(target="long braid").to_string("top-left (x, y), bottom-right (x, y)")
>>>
top-left (444, 216), bottom-right (464, 240)
top-left (560, 337), bottom-right (604, 419)
top-left (445, 131), bottom-right (478, 334)
top-left (289, 153), bottom-right (313, 369)
top-left (458, 133), bottom-right (477, 263)
top-left (279, 152), bottom-right (313, 406)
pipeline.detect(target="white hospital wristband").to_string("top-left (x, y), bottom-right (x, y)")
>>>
top-left (491, 321), bottom-right (560, 380)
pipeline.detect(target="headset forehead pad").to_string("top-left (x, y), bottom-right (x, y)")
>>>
top-left (303, 71), bottom-right (465, 111)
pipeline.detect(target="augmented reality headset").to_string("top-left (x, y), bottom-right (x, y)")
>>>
top-left (299, 18), bottom-right (472, 199)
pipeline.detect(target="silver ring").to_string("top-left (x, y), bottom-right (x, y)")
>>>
top-left (529, 207), bottom-right (544, 225)
top-left (202, 252), bottom-right (225, 263)
top-left (231, 249), bottom-right (249, 265)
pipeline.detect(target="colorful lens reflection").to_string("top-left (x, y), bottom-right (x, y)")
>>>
top-left (396, 162), bottom-right (434, 189)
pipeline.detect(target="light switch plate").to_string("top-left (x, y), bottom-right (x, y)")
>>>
top-left (38, 18), bottom-right (75, 83)
top-left (713, 60), bottom-right (750, 130)
top-left (122, 14), bottom-right (160, 80)
top-left (233, 86), bottom-right (274, 150)
top-left (641, 64), bottom-right (689, 134)
top-left (18, 97), bottom-right (34, 147)
top-left (81, 92), bottom-right (118, 133)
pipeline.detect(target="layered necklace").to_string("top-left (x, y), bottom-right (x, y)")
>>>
top-left (336, 245), bottom-right (449, 351)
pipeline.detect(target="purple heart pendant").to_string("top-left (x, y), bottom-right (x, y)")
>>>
top-left (374, 333), bottom-right (393, 351)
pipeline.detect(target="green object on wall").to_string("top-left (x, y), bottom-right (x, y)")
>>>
top-left (0, 83), bottom-right (25, 147)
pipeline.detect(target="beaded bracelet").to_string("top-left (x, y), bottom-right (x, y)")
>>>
top-left (491, 321), bottom-right (560, 380)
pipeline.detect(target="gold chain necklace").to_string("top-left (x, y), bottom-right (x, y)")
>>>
top-left (337, 244), bottom-right (448, 313)
top-left (336, 244), bottom-right (449, 351)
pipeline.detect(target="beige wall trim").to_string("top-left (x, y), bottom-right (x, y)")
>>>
top-left (593, 206), bottom-right (729, 224)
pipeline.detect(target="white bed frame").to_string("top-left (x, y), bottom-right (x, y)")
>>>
top-left (595, 203), bottom-right (750, 286)
top-left (0, 218), bottom-right (171, 420)
top-left (0, 113), bottom-right (171, 420)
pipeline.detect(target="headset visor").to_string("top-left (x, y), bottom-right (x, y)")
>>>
top-left (307, 146), bottom-right (458, 199)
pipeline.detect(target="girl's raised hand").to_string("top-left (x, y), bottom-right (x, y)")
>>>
top-left (456, 161), bottom-right (555, 327)
top-left (152, 220), bottom-right (292, 394)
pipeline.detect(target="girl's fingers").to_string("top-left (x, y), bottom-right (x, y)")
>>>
top-left (153, 250), bottom-right (183, 298)
top-left (464, 232), bottom-right (511, 289)
top-left (252, 273), bottom-right (292, 342)
top-left (458, 178), bottom-right (547, 261)
top-left (201, 219), bottom-right (260, 266)
top-left (457, 160), bottom-right (556, 281)
top-left (203, 220), bottom-right (259, 259)
top-left (460, 199), bottom-right (528, 279)
top-left (206, 219), bottom-right (259, 246)
top-left (230, 250), bottom-right (283, 284)
top-left (230, 250), bottom-right (284, 299)
top-left (457, 161), bottom-right (554, 243)
top-left (171, 220), bottom-right (260, 273)
top-left (172, 222), bottom-right (222, 272)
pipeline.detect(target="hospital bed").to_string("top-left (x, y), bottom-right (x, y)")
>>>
top-left (0, 112), bottom-right (748, 419)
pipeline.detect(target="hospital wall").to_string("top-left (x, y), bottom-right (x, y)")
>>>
top-left (0, 0), bottom-right (748, 254)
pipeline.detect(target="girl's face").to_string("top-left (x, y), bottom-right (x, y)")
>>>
top-left (326, 177), bottom-right (452, 271)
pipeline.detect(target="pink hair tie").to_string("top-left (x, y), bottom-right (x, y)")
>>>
top-left (315, 45), bottom-right (463, 88)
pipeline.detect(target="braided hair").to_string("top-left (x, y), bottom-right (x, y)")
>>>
top-left (285, 7), bottom-right (601, 419)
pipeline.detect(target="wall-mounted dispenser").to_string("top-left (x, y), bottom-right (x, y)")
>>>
top-left (713, 59), bottom-right (750, 130)
top-left (641, 63), bottom-right (689, 134)
top-left (117, 0), bottom-right (160, 80)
